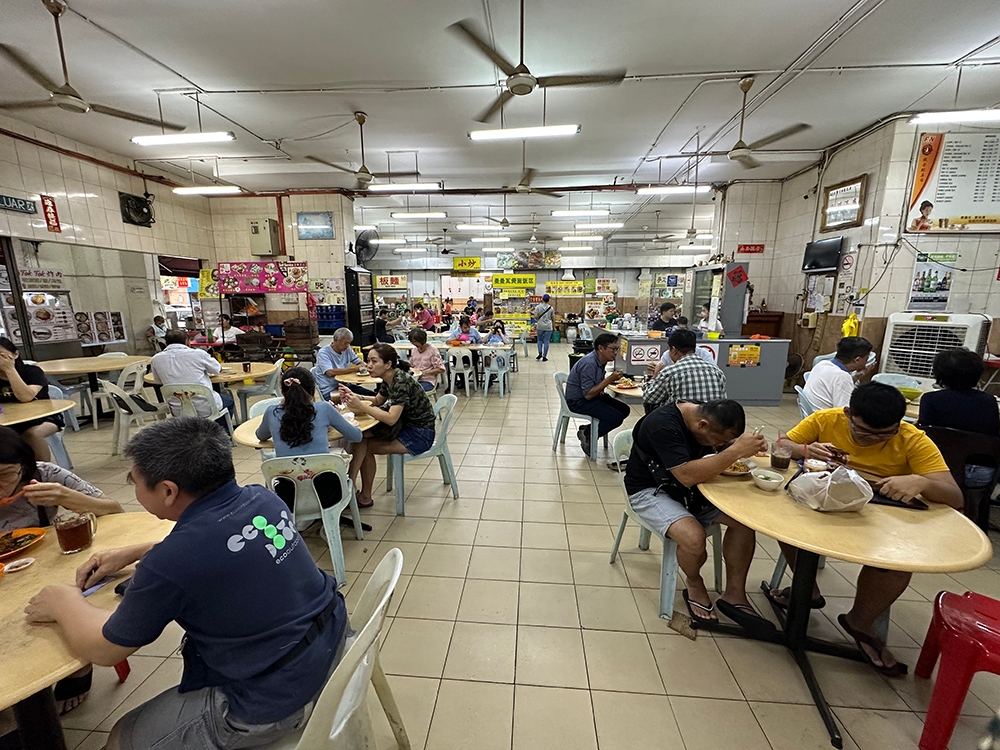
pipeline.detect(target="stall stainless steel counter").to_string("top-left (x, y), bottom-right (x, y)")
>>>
top-left (614, 333), bottom-right (789, 407)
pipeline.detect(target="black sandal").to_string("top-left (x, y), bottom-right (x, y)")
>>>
top-left (837, 614), bottom-right (907, 677)
top-left (682, 589), bottom-right (718, 625)
top-left (716, 599), bottom-right (778, 639)
top-left (764, 586), bottom-right (826, 610)
top-left (53, 667), bottom-right (92, 715)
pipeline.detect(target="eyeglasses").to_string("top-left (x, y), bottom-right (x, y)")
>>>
top-left (849, 418), bottom-right (899, 439)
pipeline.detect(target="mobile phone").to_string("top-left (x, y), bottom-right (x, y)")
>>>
top-left (114, 577), bottom-right (133, 596)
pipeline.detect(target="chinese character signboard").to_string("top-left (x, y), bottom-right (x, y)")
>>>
top-left (452, 257), bottom-right (481, 271)
top-left (39, 195), bottom-right (60, 233)
top-left (737, 243), bottom-right (764, 254)
top-left (544, 280), bottom-right (584, 295)
top-left (19, 268), bottom-right (64, 290)
top-left (217, 261), bottom-right (309, 294)
top-left (595, 278), bottom-right (618, 294)
top-left (374, 274), bottom-right (407, 290)
top-left (492, 274), bottom-right (536, 288)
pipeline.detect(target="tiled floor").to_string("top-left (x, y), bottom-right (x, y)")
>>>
top-left (38, 344), bottom-right (1000, 749)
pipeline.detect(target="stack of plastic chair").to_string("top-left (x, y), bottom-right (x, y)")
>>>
top-left (385, 395), bottom-right (458, 515)
top-left (448, 347), bottom-right (475, 397)
top-left (482, 348), bottom-right (512, 398)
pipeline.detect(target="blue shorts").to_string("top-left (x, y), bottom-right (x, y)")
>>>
top-left (627, 486), bottom-right (720, 539)
top-left (398, 425), bottom-right (435, 455)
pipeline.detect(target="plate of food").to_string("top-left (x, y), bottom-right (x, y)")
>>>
top-left (0, 527), bottom-right (46, 561)
top-left (722, 458), bottom-right (756, 477)
top-left (615, 377), bottom-right (638, 389)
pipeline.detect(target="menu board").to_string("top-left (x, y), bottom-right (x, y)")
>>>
top-left (544, 280), bottom-right (585, 295)
top-left (907, 132), bottom-right (1000, 232)
top-left (307, 278), bottom-right (347, 305)
top-left (19, 269), bottom-right (65, 291)
top-left (496, 250), bottom-right (562, 270)
top-left (217, 261), bottom-right (308, 294)
top-left (75, 311), bottom-right (127, 346)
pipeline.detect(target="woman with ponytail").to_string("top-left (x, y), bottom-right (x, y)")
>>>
top-left (255, 367), bottom-right (363, 456)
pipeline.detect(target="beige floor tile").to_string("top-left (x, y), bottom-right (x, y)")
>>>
top-left (949, 567), bottom-right (1000, 598)
top-left (424, 679), bottom-right (513, 750)
top-left (134, 620), bottom-right (184, 658)
top-left (619, 551), bottom-right (663, 589)
top-left (467, 546), bottom-right (521, 580)
top-left (591, 691), bottom-right (685, 750)
top-left (62, 729), bottom-right (91, 750)
top-left (526, 468), bottom-right (561, 484)
top-left (583, 630), bottom-right (664, 694)
top-left (61, 655), bottom-right (166, 732)
top-left (485, 481), bottom-right (525, 501)
top-left (494, 454), bottom-right (528, 468)
top-left (669, 696), bottom-right (771, 750)
top-left (457, 578), bottom-right (519, 624)
top-left (716, 638), bottom-right (809, 703)
top-left (563, 503), bottom-right (610, 526)
top-left (403, 494), bottom-right (450, 518)
top-left (380, 618), bottom-right (455, 678)
top-left (475, 520), bottom-right (523, 547)
top-left (521, 500), bottom-right (565, 523)
top-left (414, 544), bottom-right (473, 578)
top-left (436, 498), bottom-right (485, 519)
top-left (566, 523), bottom-right (614, 552)
top-left (491, 467), bottom-right (526, 484)
top-left (520, 521), bottom-right (569, 550)
top-left (832, 707), bottom-right (925, 749)
top-left (394, 575), bottom-right (465, 620)
top-left (882, 645), bottom-right (992, 717)
top-left (650, 633), bottom-right (744, 700)
top-left (518, 582), bottom-right (580, 627)
top-left (751, 701), bottom-right (861, 750)
top-left (481, 499), bottom-right (524, 521)
top-left (512, 685), bottom-right (597, 750)
top-left (811, 652), bottom-right (911, 710)
top-left (571, 550), bottom-right (631, 587)
top-left (576, 585), bottom-right (644, 631)
top-left (443, 621), bottom-right (517, 683)
top-left (368, 676), bottom-right (439, 750)
top-left (519, 548), bottom-right (574, 583)
top-left (362, 541), bottom-right (425, 576)
top-left (71, 732), bottom-right (111, 750)
top-left (96, 658), bottom-right (184, 731)
top-left (515, 625), bottom-right (589, 689)
top-left (428, 518), bottom-right (479, 546)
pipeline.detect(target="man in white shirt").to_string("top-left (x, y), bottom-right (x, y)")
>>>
top-left (151, 329), bottom-right (234, 418)
top-left (802, 336), bottom-right (873, 410)
top-left (651, 343), bottom-right (715, 376)
top-left (211, 314), bottom-right (237, 345)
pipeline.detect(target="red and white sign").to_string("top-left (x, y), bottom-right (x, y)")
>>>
top-left (629, 344), bottom-right (662, 366)
top-left (39, 195), bottom-right (60, 233)
top-left (736, 243), bottom-right (764, 254)
top-left (697, 343), bottom-right (719, 364)
top-left (727, 264), bottom-right (749, 287)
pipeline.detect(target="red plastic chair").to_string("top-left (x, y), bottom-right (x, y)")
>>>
top-left (915, 591), bottom-right (1000, 750)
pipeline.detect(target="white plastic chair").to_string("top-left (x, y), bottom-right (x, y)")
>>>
top-left (236, 359), bottom-right (284, 424)
top-left (578, 323), bottom-right (594, 342)
top-left (608, 429), bottom-right (723, 620)
top-left (482, 348), bottom-right (512, 398)
top-left (43, 384), bottom-right (73, 469)
top-left (260, 454), bottom-right (364, 586)
top-left (163, 383), bottom-right (235, 439)
top-left (248, 396), bottom-right (283, 419)
top-left (518, 331), bottom-right (529, 361)
top-left (47, 376), bottom-right (90, 432)
top-left (552, 371), bottom-right (608, 462)
top-left (91, 361), bottom-right (149, 430)
top-left (385, 394), bottom-right (458, 516)
top-left (447, 347), bottom-right (475, 397)
top-left (794, 385), bottom-right (816, 420)
top-left (266, 548), bottom-right (409, 750)
top-left (872, 373), bottom-right (921, 389)
top-left (97, 378), bottom-right (169, 455)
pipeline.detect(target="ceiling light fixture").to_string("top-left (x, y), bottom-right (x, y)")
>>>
top-left (575, 222), bottom-right (623, 230)
top-left (132, 131), bottom-right (236, 146)
top-left (393, 247), bottom-right (428, 253)
top-left (469, 124), bottom-right (580, 141)
top-left (370, 238), bottom-right (407, 245)
top-left (696, 234), bottom-right (713, 240)
top-left (558, 245), bottom-right (593, 252)
top-left (471, 237), bottom-right (511, 243)
top-left (455, 224), bottom-right (505, 231)
top-left (354, 224), bottom-right (377, 231)
top-left (367, 182), bottom-right (443, 192)
top-left (551, 209), bottom-right (609, 217)
top-left (682, 245), bottom-right (714, 252)
top-left (172, 185), bottom-right (242, 195)
top-left (390, 211), bottom-right (447, 219)
top-left (562, 235), bottom-right (603, 242)
top-left (910, 109), bottom-right (1000, 124)
top-left (635, 185), bottom-right (712, 196)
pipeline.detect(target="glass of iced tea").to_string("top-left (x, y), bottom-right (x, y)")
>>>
top-left (54, 511), bottom-right (97, 554)
top-left (770, 439), bottom-right (792, 471)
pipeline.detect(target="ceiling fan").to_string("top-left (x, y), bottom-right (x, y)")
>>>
top-left (449, 0), bottom-right (626, 122)
top-left (707, 77), bottom-right (813, 169)
top-left (422, 223), bottom-right (447, 247)
top-left (506, 143), bottom-right (563, 198)
top-left (0, 0), bottom-right (184, 130)
top-left (307, 112), bottom-right (418, 188)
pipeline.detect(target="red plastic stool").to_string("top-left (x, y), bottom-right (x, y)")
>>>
top-left (915, 591), bottom-right (1000, 750)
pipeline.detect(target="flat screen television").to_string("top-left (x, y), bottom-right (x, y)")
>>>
top-left (801, 236), bottom-right (844, 274)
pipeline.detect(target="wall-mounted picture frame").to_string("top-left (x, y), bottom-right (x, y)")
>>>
top-left (296, 211), bottom-right (335, 240)
top-left (821, 174), bottom-right (867, 232)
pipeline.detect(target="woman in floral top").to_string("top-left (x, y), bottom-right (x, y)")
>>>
top-left (341, 344), bottom-right (436, 507)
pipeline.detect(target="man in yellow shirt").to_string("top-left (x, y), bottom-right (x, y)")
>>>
top-left (776, 383), bottom-right (961, 677)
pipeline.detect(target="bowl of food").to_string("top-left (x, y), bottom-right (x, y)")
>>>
top-left (751, 468), bottom-right (785, 491)
top-left (722, 458), bottom-right (755, 477)
top-left (897, 386), bottom-right (923, 402)
top-left (804, 458), bottom-right (830, 472)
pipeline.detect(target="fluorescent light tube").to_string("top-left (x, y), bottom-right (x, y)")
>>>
top-left (562, 235), bottom-right (603, 242)
top-left (558, 246), bottom-right (593, 251)
top-left (393, 247), bottom-right (428, 253)
top-left (696, 234), bottom-right (713, 240)
top-left (132, 131), bottom-right (235, 146)
top-left (910, 109), bottom-right (1000, 124)
top-left (455, 224), bottom-right (504, 231)
top-left (682, 245), bottom-right (714, 252)
top-left (469, 124), bottom-right (580, 141)
top-left (635, 185), bottom-right (712, 195)
top-left (370, 238), bottom-right (406, 245)
top-left (390, 212), bottom-right (447, 219)
top-left (551, 209), bottom-right (609, 217)
top-left (575, 222), bottom-right (623, 230)
top-left (471, 237), bottom-right (510, 243)
top-left (367, 182), bottom-right (442, 192)
top-left (172, 185), bottom-right (242, 195)
top-left (354, 224), bottom-right (377, 231)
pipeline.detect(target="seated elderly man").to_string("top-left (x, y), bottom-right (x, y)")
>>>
top-left (773, 382), bottom-right (961, 676)
top-left (313, 326), bottom-right (365, 398)
top-left (150, 329), bottom-right (234, 418)
top-left (643, 329), bottom-right (726, 414)
top-left (802, 336), bottom-right (874, 410)
top-left (25, 418), bottom-right (349, 749)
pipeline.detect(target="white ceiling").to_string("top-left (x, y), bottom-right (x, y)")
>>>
top-left (2, 0), bottom-right (1000, 256)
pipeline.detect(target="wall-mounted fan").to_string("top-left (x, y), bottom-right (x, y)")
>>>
top-left (119, 192), bottom-right (154, 228)
top-left (307, 112), bottom-right (418, 188)
top-left (355, 229), bottom-right (379, 267)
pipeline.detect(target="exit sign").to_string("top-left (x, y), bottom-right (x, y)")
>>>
top-left (452, 256), bottom-right (481, 271)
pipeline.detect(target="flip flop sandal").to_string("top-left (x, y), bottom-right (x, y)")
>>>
top-left (716, 599), bottom-right (778, 639)
top-left (356, 492), bottom-right (374, 509)
top-left (682, 589), bottom-right (718, 625)
top-left (53, 667), bottom-right (93, 715)
top-left (837, 614), bottom-right (908, 677)
top-left (763, 586), bottom-right (827, 611)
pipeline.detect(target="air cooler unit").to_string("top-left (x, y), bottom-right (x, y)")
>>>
top-left (881, 313), bottom-right (991, 388)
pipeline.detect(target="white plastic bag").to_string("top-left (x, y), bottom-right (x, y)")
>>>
top-left (787, 465), bottom-right (873, 512)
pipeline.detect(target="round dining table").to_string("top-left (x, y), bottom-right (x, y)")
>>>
top-left (0, 399), bottom-right (76, 428)
top-left (0, 512), bottom-right (174, 750)
top-left (233, 412), bottom-right (378, 449)
top-left (143, 360), bottom-right (280, 386)
top-left (336, 369), bottom-right (422, 386)
top-left (698, 466), bottom-right (991, 748)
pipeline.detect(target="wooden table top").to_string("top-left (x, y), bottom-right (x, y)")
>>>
top-left (0, 399), bottom-right (76, 427)
top-left (233, 412), bottom-right (378, 448)
top-left (38, 356), bottom-right (149, 377)
top-left (0, 512), bottom-right (174, 709)
top-left (337, 370), bottom-right (422, 385)
top-left (699, 466), bottom-right (992, 573)
top-left (144, 361), bottom-right (279, 386)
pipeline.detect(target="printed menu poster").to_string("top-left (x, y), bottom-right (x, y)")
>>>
top-left (76, 311), bottom-right (127, 346)
top-left (906, 253), bottom-right (956, 312)
top-left (727, 344), bottom-right (761, 368)
top-left (217, 261), bottom-right (309, 294)
top-left (907, 132), bottom-right (1000, 233)
top-left (25, 296), bottom-right (76, 343)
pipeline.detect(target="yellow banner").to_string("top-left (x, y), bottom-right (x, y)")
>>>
top-left (492, 273), bottom-right (535, 288)
top-left (452, 256), bottom-right (481, 271)
top-left (545, 280), bottom-right (584, 295)
top-left (198, 268), bottom-right (219, 299)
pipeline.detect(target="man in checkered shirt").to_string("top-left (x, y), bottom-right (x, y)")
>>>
top-left (643, 329), bottom-right (727, 414)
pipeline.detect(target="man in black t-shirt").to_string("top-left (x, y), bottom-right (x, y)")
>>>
top-left (0, 336), bottom-right (62, 462)
top-left (624, 400), bottom-right (770, 632)
top-left (649, 302), bottom-right (678, 332)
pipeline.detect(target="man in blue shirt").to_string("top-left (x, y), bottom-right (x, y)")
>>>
top-left (565, 332), bottom-right (631, 455)
top-left (25, 418), bottom-right (348, 749)
top-left (447, 316), bottom-right (483, 344)
top-left (314, 327), bottom-right (364, 398)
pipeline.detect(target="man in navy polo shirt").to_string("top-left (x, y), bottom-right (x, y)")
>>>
top-left (25, 418), bottom-right (348, 749)
top-left (565, 332), bottom-right (631, 455)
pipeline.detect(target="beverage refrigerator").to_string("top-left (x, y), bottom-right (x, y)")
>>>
top-left (345, 266), bottom-right (376, 347)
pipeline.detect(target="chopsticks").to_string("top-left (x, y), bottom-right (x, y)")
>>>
top-left (0, 488), bottom-right (27, 508)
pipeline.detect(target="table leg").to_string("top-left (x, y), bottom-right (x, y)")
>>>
top-left (13, 689), bottom-right (67, 750)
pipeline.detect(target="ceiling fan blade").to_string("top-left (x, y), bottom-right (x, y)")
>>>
top-left (90, 104), bottom-right (185, 131)
top-left (735, 154), bottom-right (761, 169)
top-left (519, 167), bottom-right (535, 187)
top-left (305, 155), bottom-right (357, 175)
top-left (750, 151), bottom-right (824, 163)
top-left (531, 188), bottom-right (564, 199)
top-left (474, 90), bottom-right (514, 123)
top-left (0, 44), bottom-right (59, 93)
top-left (746, 123), bottom-right (811, 151)
top-left (370, 171), bottom-right (420, 179)
top-left (448, 20), bottom-right (517, 77)
top-left (535, 70), bottom-right (626, 88)
top-left (0, 100), bottom-right (57, 110)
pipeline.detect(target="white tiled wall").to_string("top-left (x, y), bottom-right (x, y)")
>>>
top-left (721, 183), bottom-right (781, 303)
